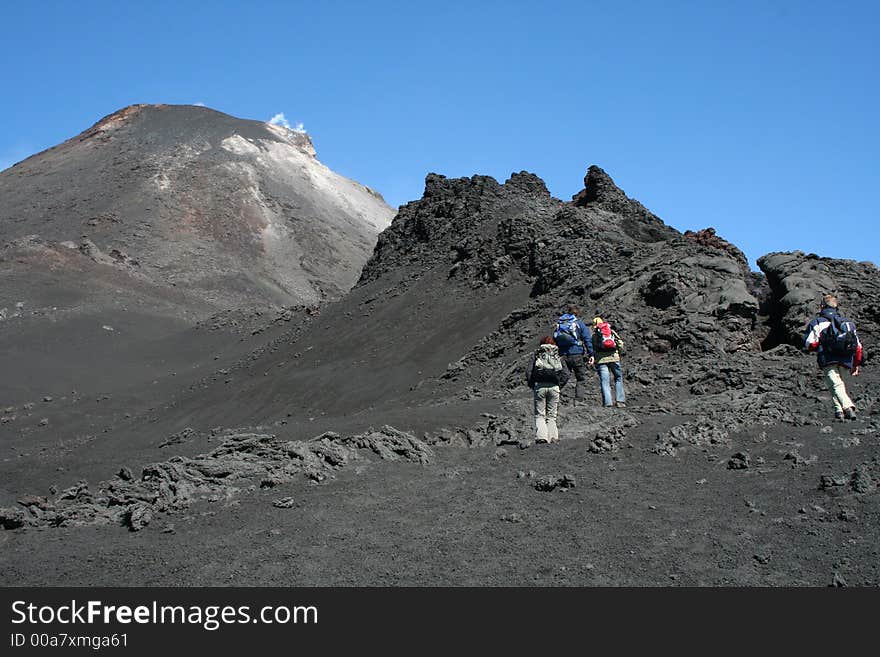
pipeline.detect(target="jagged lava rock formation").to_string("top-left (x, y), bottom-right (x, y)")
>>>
top-left (758, 251), bottom-right (880, 349)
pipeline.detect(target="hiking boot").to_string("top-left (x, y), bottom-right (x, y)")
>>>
top-left (844, 407), bottom-right (857, 420)
top-left (834, 411), bottom-right (844, 421)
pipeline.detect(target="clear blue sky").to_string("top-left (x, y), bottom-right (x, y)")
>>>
top-left (2, 0), bottom-right (877, 268)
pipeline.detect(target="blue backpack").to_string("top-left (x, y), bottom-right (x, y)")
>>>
top-left (553, 314), bottom-right (583, 351)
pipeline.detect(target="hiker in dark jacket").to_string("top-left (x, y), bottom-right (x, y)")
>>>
top-left (804, 294), bottom-right (863, 420)
top-left (525, 336), bottom-right (570, 444)
top-left (591, 317), bottom-right (627, 408)
top-left (552, 305), bottom-right (595, 402)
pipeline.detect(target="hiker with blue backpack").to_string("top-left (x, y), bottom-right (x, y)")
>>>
top-left (552, 305), bottom-right (595, 403)
top-left (525, 336), bottom-right (571, 443)
top-left (804, 294), bottom-right (863, 420)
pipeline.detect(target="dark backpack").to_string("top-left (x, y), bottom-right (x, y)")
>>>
top-left (820, 314), bottom-right (858, 357)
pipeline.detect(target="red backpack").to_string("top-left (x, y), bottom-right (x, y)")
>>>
top-left (595, 321), bottom-right (617, 351)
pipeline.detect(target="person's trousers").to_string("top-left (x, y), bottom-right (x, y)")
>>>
top-left (822, 364), bottom-right (855, 413)
top-left (597, 362), bottom-right (626, 407)
top-left (563, 353), bottom-right (588, 399)
top-left (533, 384), bottom-right (560, 442)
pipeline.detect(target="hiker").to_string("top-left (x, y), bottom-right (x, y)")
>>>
top-left (804, 294), bottom-right (863, 420)
top-left (552, 305), bottom-right (595, 402)
top-left (591, 317), bottom-right (626, 408)
top-left (525, 336), bottom-right (570, 444)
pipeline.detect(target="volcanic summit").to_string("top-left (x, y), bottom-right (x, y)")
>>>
top-left (0, 104), bottom-right (394, 403)
top-left (0, 103), bottom-right (394, 311)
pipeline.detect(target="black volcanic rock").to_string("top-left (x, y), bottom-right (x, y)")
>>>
top-left (360, 171), bottom-right (557, 288)
top-left (684, 228), bottom-right (751, 277)
top-left (365, 167), bottom-right (764, 392)
top-left (758, 251), bottom-right (880, 348)
top-left (572, 165), bottom-right (678, 242)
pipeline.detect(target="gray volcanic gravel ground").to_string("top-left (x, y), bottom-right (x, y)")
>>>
top-left (2, 382), bottom-right (878, 586)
